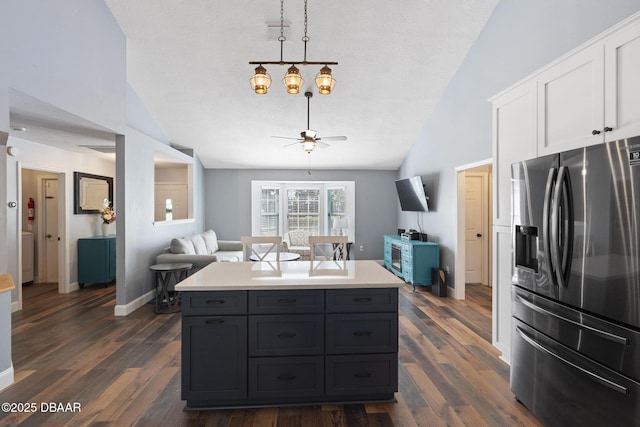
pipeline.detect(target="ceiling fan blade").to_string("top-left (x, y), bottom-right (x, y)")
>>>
top-left (283, 141), bottom-right (302, 147)
top-left (316, 141), bottom-right (330, 148)
top-left (271, 136), bottom-right (303, 141)
top-left (316, 136), bottom-right (347, 142)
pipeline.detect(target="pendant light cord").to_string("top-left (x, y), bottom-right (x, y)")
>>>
top-left (279, 0), bottom-right (285, 63)
top-left (302, 0), bottom-right (309, 62)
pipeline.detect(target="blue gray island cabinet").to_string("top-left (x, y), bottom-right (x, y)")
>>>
top-left (175, 260), bottom-right (403, 410)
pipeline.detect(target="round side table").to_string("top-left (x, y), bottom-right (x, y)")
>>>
top-left (149, 262), bottom-right (192, 314)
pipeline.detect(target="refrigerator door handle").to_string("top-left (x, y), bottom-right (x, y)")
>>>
top-left (515, 293), bottom-right (630, 346)
top-left (559, 166), bottom-right (573, 286)
top-left (516, 326), bottom-right (630, 396)
top-left (551, 166), bottom-right (573, 288)
top-left (543, 168), bottom-right (558, 287)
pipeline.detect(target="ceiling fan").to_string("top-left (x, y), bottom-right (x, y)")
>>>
top-left (271, 91), bottom-right (347, 153)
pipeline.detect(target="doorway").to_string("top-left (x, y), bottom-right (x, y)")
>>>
top-left (19, 167), bottom-right (66, 310)
top-left (454, 159), bottom-right (492, 300)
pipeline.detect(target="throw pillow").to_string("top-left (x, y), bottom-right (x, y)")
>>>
top-left (202, 229), bottom-right (219, 254)
top-left (171, 237), bottom-right (195, 255)
top-left (187, 234), bottom-right (208, 255)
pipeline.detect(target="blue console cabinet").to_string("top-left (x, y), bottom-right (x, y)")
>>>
top-left (383, 235), bottom-right (439, 292)
top-left (78, 236), bottom-right (116, 288)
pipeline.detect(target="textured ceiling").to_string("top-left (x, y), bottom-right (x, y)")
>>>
top-left (17, 0), bottom-right (498, 170)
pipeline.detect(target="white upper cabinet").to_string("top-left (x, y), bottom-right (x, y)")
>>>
top-left (537, 44), bottom-right (605, 155)
top-left (492, 80), bottom-right (537, 226)
top-left (604, 19), bottom-right (640, 141)
top-left (536, 14), bottom-right (640, 155)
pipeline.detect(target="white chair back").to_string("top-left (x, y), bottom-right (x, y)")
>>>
top-left (241, 236), bottom-right (282, 262)
top-left (309, 236), bottom-right (348, 261)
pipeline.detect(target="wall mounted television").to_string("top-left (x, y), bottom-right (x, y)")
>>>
top-left (395, 176), bottom-right (429, 212)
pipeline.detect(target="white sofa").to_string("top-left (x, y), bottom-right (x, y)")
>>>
top-left (156, 229), bottom-right (243, 271)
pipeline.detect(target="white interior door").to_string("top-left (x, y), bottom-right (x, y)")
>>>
top-left (44, 178), bottom-right (59, 283)
top-left (465, 175), bottom-right (484, 284)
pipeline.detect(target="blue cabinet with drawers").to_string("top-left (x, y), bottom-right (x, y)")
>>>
top-left (383, 235), bottom-right (439, 291)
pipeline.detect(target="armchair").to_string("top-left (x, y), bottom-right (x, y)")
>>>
top-left (282, 229), bottom-right (316, 260)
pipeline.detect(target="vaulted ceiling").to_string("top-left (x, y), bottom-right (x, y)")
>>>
top-left (14, 0), bottom-right (499, 170)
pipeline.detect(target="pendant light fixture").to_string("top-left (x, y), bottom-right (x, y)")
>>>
top-left (249, 0), bottom-right (337, 95)
top-left (250, 64), bottom-right (271, 94)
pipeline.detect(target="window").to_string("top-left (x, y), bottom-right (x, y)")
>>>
top-left (252, 181), bottom-right (355, 240)
top-left (260, 187), bottom-right (280, 236)
top-left (327, 186), bottom-right (346, 235)
top-left (287, 188), bottom-right (320, 233)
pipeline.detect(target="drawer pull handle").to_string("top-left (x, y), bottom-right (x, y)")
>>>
top-left (278, 298), bottom-right (297, 304)
top-left (277, 374), bottom-right (297, 381)
top-left (353, 371), bottom-right (372, 378)
top-left (205, 319), bottom-right (224, 325)
top-left (205, 300), bottom-right (225, 305)
top-left (354, 331), bottom-right (372, 337)
top-left (353, 297), bottom-right (372, 303)
top-left (277, 332), bottom-right (297, 339)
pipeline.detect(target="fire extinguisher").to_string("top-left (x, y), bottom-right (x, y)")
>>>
top-left (27, 198), bottom-right (35, 221)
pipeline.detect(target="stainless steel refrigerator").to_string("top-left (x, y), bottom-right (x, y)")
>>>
top-left (511, 137), bottom-right (640, 426)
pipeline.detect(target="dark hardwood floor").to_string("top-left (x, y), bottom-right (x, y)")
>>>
top-left (0, 282), bottom-right (542, 426)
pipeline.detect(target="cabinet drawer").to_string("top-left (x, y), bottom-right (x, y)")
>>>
top-left (326, 354), bottom-right (398, 396)
top-left (182, 291), bottom-right (247, 315)
top-left (326, 288), bottom-right (398, 313)
top-left (401, 245), bottom-right (412, 257)
top-left (326, 313), bottom-right (398, 354)
top-left (249, 315), bottom-right (324, 356)
top-left (249, 356), bottom-right (324, 398)
top-left (249, 290), bottom-right (324, 314)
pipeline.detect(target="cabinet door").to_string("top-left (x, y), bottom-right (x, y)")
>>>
top-left (492, 80), bottom-right (537, 226)
top-left (604, 18), bottom-right (640, 141)
top-left (107, 238), bottom-right (116, 279)
top-left (182, 316), bottom-right (247, 402)
top-left (537, 44), bottom-right (604, 156)
top-left (78, 238), bottom-right (109, 283)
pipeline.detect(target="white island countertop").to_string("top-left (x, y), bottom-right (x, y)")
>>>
top-left (175, 260), bottom-right (404, 291)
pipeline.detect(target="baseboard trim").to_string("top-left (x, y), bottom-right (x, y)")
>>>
top-left (114, 290), bottom-right (155, 317)
top-left (0, 365), bottom-right (14, 392)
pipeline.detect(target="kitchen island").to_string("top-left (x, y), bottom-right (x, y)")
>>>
top-left (175, 260), bottom-right (404, 410)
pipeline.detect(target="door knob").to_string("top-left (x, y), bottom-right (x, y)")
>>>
top-left (46, 234), bottom-right (52, 238)
top-left (476, 233), bottom-right (482, 237)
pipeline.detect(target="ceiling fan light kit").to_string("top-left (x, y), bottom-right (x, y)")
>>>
top-left (249, 0), bottom-right (337, 95)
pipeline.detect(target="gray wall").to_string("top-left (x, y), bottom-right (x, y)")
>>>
top-left (116, 127), bottom-right (205, 308)
top-left (0, 0), bottom-right (126, 387)
top-left (0, 0), bottom-right (206, 315)
top-left (204, 169), bottom-right (398, 260)
top-left (399, 0), bottom-right (640, 287)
